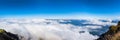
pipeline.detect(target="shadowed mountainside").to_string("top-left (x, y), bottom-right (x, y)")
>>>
top-left (97, 21), bottom-right (120, 40)
top-left (0, 29), bottom-right (20, 40)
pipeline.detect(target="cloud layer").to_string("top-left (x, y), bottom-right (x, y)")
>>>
top-left (0, 19), bottom-right (117, 40)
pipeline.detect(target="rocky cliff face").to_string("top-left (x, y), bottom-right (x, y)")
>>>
top-left (97, 21), bottom-right (120, 40)
top-left (0, 29), bottom-right (20, 40)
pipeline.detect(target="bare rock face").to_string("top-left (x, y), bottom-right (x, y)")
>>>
top-left (0, 29), bottom-right (20, 40)
top-left (97, 21), bottom-right (120, 40)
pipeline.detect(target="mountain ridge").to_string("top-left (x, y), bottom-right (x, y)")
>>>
top-left (97, 21), bottom-right (120, 40)
top-left (0, 29), bottom-right (20, 40)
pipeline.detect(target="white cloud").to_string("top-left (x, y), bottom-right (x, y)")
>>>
top-left (0, 19), bottom-right (117, 40)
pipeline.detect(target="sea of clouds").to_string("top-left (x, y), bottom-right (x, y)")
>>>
top-left (0, 18), bottom-right (117, 40)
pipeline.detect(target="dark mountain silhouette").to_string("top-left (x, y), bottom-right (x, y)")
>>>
top-left (0, 29), bottom-right (20, 40)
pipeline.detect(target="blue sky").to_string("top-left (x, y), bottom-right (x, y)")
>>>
top-left (0, 0), bottom-right (120, 19)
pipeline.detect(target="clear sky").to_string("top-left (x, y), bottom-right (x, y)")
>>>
top-left (0, 0), bottom-right (120, 19)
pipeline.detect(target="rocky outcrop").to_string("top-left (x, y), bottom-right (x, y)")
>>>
top-left (0, 29), bottom-right (20, 40)
top-left (97, 21), bottom-right (120, 40)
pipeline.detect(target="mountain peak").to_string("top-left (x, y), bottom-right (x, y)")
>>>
top-left (0, 29), bottom-right (6, 34)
